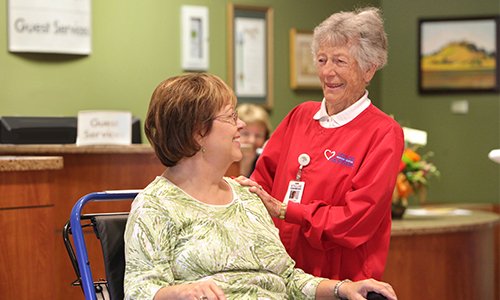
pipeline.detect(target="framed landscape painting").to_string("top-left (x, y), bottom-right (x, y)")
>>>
top-left (418, 16), bottom-right (499, 94)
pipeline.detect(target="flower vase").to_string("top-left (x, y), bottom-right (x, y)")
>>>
top-left (391, 201), bottom-right (407, 219)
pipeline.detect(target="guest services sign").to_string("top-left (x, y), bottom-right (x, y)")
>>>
top-left (76, 111), bottom-right (132, 146)
top-left (8, 0), bottom-right (91, 55)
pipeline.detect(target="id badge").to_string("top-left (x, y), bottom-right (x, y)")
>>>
top-left (284, 180), bottom-right (305, 204)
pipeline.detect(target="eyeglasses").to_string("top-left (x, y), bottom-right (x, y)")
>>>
top-left (214, 110), bottom-right (239, 126)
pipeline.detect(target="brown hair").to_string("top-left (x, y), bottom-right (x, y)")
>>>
top-left (145, 73), bottom-right (236, 167)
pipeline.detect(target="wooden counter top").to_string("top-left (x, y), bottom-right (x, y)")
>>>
top-left (391, 208), bottom-right (499, 236)
top-left (0, 144), bottom-right (154, 154)
top-left (0, 156), bottom-right (63, 171)
top-left (385, 207), bottom-right (499, 299)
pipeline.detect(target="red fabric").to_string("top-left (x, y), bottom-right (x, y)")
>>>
top-left (251, 101), bottom-right (404, 281)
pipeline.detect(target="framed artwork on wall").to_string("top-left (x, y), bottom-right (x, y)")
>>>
top-left (289, 28), bottom-right (320, 90)
top-left (181, 5), bottom-right (209, 71)
top-left (227, 4), bottom-right (273, 108)
top-left (418, 15), bottom-right (499, 94)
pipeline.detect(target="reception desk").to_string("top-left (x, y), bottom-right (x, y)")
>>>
top-left (383, 208), bottom-right (499, 299)
top-left (0, 156), bottom-right (63, 300)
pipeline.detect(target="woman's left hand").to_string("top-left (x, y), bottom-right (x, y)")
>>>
top-left (340, 279), bottom-right (397, 300)
top-left (234, 176), bottom-right (282, 218)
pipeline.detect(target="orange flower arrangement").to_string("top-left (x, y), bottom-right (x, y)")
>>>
top-left (393, 147), bottom-right (440, 208)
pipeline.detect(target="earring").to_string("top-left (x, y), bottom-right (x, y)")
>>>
top-left (201, 147), bottom-right (206, 153)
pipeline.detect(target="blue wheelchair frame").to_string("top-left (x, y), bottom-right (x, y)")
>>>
top-left (68, 190), bottom-right (140, 300)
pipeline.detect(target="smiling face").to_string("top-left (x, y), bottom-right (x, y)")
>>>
top-left (240, 122), bottom-right (267, 149)
top-left (316, 44), bottom-right (376, 115)
top-left (146, 73), bottom-right (239, 167)
top-left (202, 104), bottom-right (246, 165)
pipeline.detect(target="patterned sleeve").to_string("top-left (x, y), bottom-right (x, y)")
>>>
top-left (124, 194), bottom-right (177, 300)
top-left (285, 267), bottom-right (326, 299)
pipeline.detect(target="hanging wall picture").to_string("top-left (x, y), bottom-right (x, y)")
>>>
top-left (418, 16), bottom-right (499, 94)
top-left (227, 4), bottom-right (274, 108)
top-left (289, 28), bottom-right (320, 90)
top-left (181, 5), bottom-right (209, 71)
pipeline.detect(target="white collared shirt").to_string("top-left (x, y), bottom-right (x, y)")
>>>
top-left (313, 91), bottom-right (371, 128)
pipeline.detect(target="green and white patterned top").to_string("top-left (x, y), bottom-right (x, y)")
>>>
top-left (124, 176), bottom-right (325, 300)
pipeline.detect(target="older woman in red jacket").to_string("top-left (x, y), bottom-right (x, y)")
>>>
top-left (237, 7), bottom-right (404, 282)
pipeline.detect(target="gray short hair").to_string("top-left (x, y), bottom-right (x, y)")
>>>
top-left (311, 7), bottom-right (388, 72)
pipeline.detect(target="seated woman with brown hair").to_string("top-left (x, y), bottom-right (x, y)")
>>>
top-left (123, 72), bottom-right (397, 300)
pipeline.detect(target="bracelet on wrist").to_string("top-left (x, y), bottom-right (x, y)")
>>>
top-left (278, 202), bottom-right (287, 220)
top-left (333, 279), bottom-right (352, 299)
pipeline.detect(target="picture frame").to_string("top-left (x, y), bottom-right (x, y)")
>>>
top-left (289, 28), bottom-right (320, 90)
top-left (227, 4), bottom-right (273, 108)
top-left (181, 5), bottom-right (209, 71)
top-left (418, 15), bottom-right (500, 94)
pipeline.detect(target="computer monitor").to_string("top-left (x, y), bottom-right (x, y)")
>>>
top-left (0, 116), bottom-right (77, 144)
top-left (131, 117), bottom-right (142, 144)
top-left (0, 116), bottom-right (142, 144)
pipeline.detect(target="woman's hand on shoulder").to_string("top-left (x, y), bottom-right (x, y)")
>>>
top-left (234, 176), bottom-right (260, 188)
top-left (340, 278), bottom-right (397, 300)
top-left (234, 176), bottom-right (282, 218)
top-left (154, 279), bottom-right (226, 300)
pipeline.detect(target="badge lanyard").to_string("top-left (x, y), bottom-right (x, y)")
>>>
top-left (284, 154), bottom-right (310, 204)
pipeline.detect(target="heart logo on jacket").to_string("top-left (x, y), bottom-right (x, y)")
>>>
top-left (324, 149), bottom-right (336, 161)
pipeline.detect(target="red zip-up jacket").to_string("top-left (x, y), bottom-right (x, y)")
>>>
top-left (252, 101), bottom-right (404, 280)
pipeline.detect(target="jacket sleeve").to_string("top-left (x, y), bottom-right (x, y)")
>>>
top-left (283, 125), bottom-right (404, 250)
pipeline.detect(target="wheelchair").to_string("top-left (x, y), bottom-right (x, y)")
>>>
top-left (63, 190), bottom-right (140, 300)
